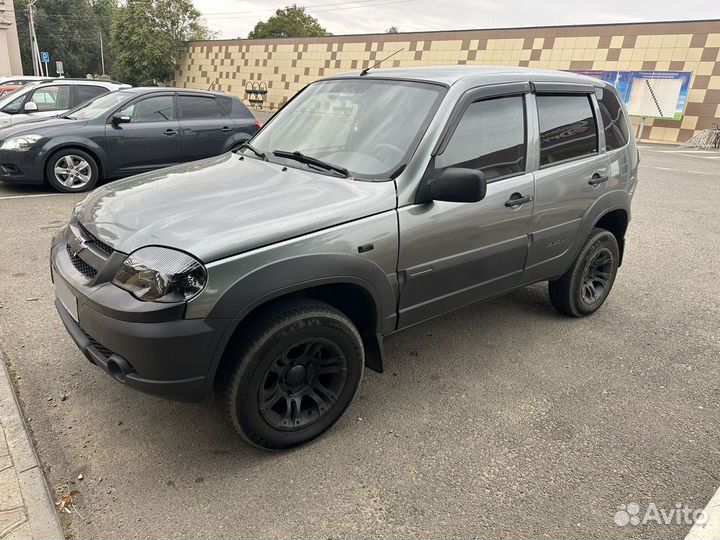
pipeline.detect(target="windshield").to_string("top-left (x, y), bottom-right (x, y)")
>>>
top-left (246, 79), bottom-right (446, 180)
top-left (62, 90), bottom-right (133, 120)
top-left (0, 84), bottom-right (35, 112)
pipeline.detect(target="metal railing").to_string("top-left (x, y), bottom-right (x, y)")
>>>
top-left (681, 123), bottom-right (720, 150)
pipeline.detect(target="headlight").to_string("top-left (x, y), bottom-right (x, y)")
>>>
top-left (0, 134), bottom-right (44, 151)
top-left (112, 247), bottom-right (207, 303)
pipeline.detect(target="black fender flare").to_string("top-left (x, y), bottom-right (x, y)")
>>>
top-left (561, 189), bottom-right (632, 274)
top-left (206, 254), bottom-right (398, 382)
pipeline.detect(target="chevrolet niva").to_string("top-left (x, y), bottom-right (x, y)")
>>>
top-left (51, 66), bottom-right (638, 449)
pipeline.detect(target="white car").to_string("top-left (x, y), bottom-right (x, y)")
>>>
top-left (0, 79), bottom-right (130, 128)
top-left (0, 76), bottom-right (55, 96)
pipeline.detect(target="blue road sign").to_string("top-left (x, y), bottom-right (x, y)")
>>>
top-left (41, 51), bottom-right (49, 63)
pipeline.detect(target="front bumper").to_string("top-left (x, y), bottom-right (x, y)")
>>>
top-left (51, 228), bottom-right (231, 401)
top-left (0, 149), bottom-right (45, 184)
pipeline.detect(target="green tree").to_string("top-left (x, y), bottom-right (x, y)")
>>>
top-left (13, 0), bottom-right (117, 77)
top-left (111, 0), bottom-right (212, 86)
top-left (385, 26), bottom-right (399, 33)
top-left (248, 5), bottom-right (330, 39)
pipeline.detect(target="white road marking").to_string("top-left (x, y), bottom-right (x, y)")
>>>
top-left (646, 166), bottom-right (717, 176)
top-left (685, 486), bottom-right (720, 540)
top-left (638, 147), bottom-right (720, 160)
top-left (0, 193), bottom-right (66, 201)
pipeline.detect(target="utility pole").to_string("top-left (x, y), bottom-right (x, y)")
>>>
top-left (99, 32), bottom-right (106, 76)
top-left (27, 0), bottom-right (38, 76)
top-left (27, 0), bottom-right (43, 76)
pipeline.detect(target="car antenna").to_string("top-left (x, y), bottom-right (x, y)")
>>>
top-left (360, 48), bottom-right (405, 76)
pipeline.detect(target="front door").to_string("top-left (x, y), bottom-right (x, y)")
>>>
top-left (397, 92), bottom-right (535, 328)
top-left (105, 93), bottom-right (183, 176)
top-left (19, 84), bottom-right (73, 123)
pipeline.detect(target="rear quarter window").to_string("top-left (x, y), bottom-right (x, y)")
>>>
top-left (597, 88), bottom-right (630, 150)
top-left (220, 96), bottom-right (253, 119)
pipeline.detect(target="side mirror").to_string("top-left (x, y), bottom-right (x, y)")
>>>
top-left (23, 101), bottom-right (38, 112)
top-left (423, 167), bottom-right (487, 203)
top-left (111, 115), bottom-right (131, 125)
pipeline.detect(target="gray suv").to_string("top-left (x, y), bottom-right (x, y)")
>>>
top-left (51, 66), bottom-right (638, 449)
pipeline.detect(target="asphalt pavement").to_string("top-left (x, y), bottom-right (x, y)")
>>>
top-left (0, 144), bottom-right (718, 539)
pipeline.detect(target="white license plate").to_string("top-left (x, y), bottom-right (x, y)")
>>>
top-left (54, 270), bottom-right (78, 322)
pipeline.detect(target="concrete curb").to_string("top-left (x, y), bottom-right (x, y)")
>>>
top-left (0, 355), bottom-right (64, 540)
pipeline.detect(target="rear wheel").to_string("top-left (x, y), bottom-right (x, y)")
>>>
top-left (45, 148), bottom-right (100, 192)
top-left (221, 299), bottom-right (364, 450)
top-left (549, 228), bottom-right (619, 317)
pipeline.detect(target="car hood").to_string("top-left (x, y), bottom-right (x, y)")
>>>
top-left (0, 116), bottom-right (87, 136)
top-left (76, 153), bottom-right (397, 262)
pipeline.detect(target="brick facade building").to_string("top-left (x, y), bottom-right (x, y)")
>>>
top-left (175, 19), bottom-right (720, 144)
top-left (0, 0), bottom-right (23, 76)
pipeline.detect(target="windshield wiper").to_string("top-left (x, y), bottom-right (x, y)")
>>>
top-left (236, 141), bottom-right (267, 160)
top-left (272, 150), bottom-right (349, 178)
top-left (58, 114), bottom-right (75, 120)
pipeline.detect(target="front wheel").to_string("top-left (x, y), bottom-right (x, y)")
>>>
top-left (549, 228), bottom-right (620, 317)
top-left (221, 300), bottom-right (364, 450)
top-left (45, 149), bottom-right (100, 192)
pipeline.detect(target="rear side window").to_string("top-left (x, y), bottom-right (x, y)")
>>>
top-left (178, 95), bottom-right (227, 120)
top-left (537, 94), bottom-right (598, 167)
top-left (219, 96), bottom-right (252, 119)
top-left (597, 88), bottom-right (629, 150)
top-left (218, 96), bottom-right (232, 115)
top-left (76, 85), bottom-right (109, 105)
top-left (436, 95), bottom-right (526, 181)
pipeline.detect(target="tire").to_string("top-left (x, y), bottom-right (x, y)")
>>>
top-left (548, 227), bottom-right (620, 317)
top-left (45, 148), bottom-right (100, 193)
top-left (221, 299), bottom-right (364, 450)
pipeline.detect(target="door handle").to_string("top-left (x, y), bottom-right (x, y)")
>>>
top-left (505, 193), bottom-right (533, 207)
top-left (589, 173), bottom-right (608, 186)
top-left (163, 128), bottom-right (178, 136)
top-left (220, 126), bottom-right (232, 132)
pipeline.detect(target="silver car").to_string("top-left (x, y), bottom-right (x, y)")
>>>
top-left (51, 66), bottom-right (638, 449)
top-left (0, 79), bottom-right (130, 128)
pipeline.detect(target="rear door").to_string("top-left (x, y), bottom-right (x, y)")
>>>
top-left (177, 94), bottom-right (235, 161)
top-left (524, 86), bottom-right (610, 279)
top-left (73, 84), bottom-right (110, 108)
top-left (105, 93), bottom-right (183, 176)
top-left (218, 95), bottom-right (260, 139)
top-left (397, 85), bottom-right (536, 328)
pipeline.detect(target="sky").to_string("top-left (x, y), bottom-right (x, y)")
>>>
top-left (194, 0), bottom-right (718, 40)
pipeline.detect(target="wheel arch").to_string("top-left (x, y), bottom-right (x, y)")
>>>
top-left (43, 142), bottom-right (108, 183)
top-left (594, 207), bottom-right (629, 266)
top-left (211, 279), bottom-right (387, 393)
top-left (223, 132), bottom-right (252, 153)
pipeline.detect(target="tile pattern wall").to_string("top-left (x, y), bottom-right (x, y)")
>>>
top-left (174, 20), bottom-right (720, 144)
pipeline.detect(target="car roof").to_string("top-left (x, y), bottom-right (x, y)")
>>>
top-left (122, 87), bottom-right (231, 97)
top-left (0, 76), bottom-right (50, 82)
top-left (28, 79), bottom-right (129, 88)
top-left (324, 65), bottom-right (607, 88)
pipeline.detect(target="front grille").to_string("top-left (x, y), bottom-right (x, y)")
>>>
top-left (66, 244), bottom-right (97, 278)
top-left (78, 222), bottom-right (114, 256)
